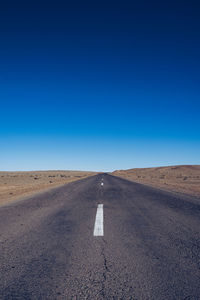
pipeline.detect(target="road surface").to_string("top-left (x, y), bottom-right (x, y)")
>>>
top-left (0, 174), bottom-right (200, 299)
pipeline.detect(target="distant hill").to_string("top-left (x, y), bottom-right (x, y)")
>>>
top-left (112, 165), bottom-right (200, 197)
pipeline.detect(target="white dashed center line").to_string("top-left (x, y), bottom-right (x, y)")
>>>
top-left (101, 182), bottom-right (104, 186)
top-left (93, 204), bottom-right (104, 236)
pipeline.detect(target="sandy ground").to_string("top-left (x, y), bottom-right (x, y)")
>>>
top-left (112, 165), bottom-right (200, 197)
top-left (0, 170), bottom-right (96, 206)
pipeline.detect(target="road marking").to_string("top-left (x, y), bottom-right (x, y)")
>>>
top-left (101, 182), bottom-right (104, 186)
top-left (93, 204), bottom-right (104, 236)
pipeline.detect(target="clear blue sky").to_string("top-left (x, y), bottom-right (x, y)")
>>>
top-left (0, 0), bottom-right (200, 171)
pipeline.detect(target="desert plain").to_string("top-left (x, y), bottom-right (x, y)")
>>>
top-left (1, 165), bottom-right (200, 207)
top-left (0, 170), bottom-right (96, 206)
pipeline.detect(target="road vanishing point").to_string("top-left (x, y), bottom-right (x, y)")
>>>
top-left (0, 173), bottom-right (200, 299)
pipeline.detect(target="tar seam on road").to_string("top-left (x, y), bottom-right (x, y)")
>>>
top-left (93, 204), bottom-right (104, 236)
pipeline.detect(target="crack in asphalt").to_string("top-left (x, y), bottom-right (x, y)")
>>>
top-left (100, 238), bottom-right (109, 298)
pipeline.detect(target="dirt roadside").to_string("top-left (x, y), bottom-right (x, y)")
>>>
top-left (0, 170), bottom-right (96, 206)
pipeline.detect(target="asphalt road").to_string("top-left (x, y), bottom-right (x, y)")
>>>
top-left (0, 174), bottom-right (200, 300)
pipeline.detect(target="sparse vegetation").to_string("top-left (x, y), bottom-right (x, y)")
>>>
top-left (0, 170), bottom-right (96, 206)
